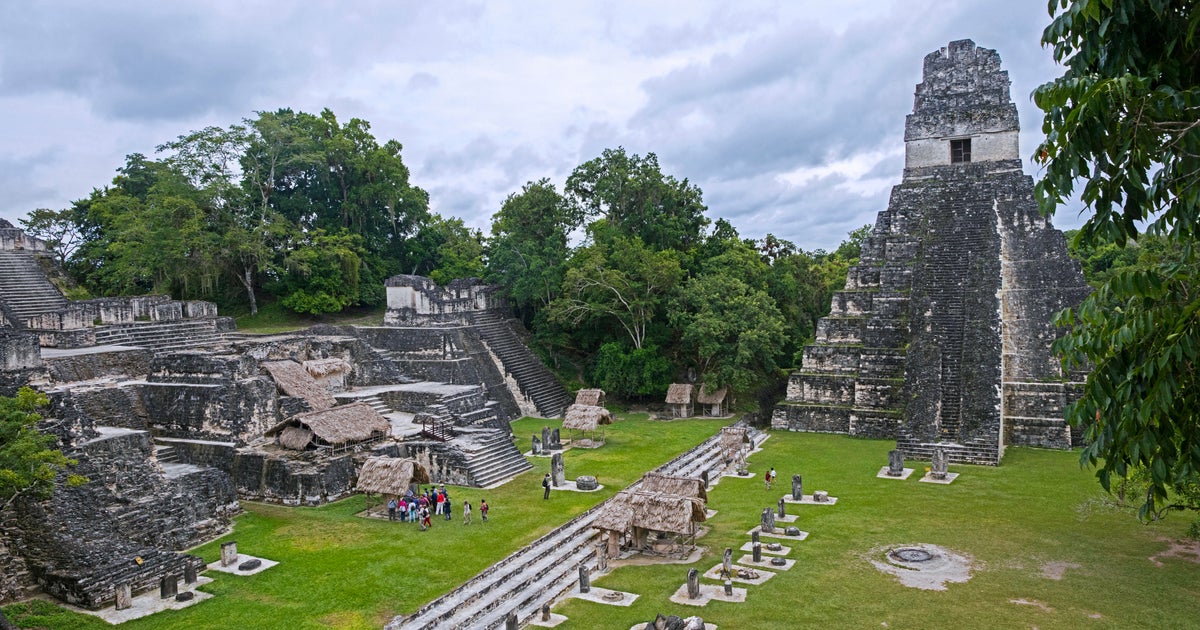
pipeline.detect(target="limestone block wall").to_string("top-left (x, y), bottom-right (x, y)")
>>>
top-left (384, 275), bottom-right (507, 325)
top-left (231, 451), bottom-right (355, 505)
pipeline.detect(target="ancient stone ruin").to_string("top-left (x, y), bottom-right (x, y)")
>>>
top-left (0, 226), bottom-right (574, 609)
top-left (773, 40), bottom-right (1090, 465)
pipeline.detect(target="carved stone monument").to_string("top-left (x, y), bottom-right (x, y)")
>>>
top-left (550, 428), bottom-right (562, 450)
top-left (114, 583), bottom-right (132, 610)
top-left (752, 542), bottom-right (762, 563)
top-left (932, 448), bottom-right (948, 480)
top-left (686, 568), bottom-right (700, 599)
top-left (597, 542), bottom-right (608, 572)
top-left (792, 474), bottom-right (803, 500)
top-left (700, 470), bottom-right (709, 489)
top-left (184, 563), bottom-right (197, 584)
top-left (777, 497), bottom-right (786, 518)
top-left (551, 452), bottom-right (565, 487)
top-left (506, 611), bottom-right (518, 630)
top-left (532, 436), bottom-right (542, 455)
top-left (722, 547), bottom-right (733, 578)
top-left (220, 541), bottom-right (238, 567)
top-left (542, 426), bottom-right (551, 449)
top-left (578, 565), bottom-right (590, 593)
top-left (724, 579), bottom-right (733, 596)
top-left (813, 490), bottom-right (829, 503)
top-left (888, 449), bottom-right (904, 476)
top-left (751, 530), bottom-right (760, 544)
top-left (576, 475), bottom-right (598, 491)
top-left (159, 575), bottom-right (178, 599)
top-left (761, 507), bottom-right (775, 533)
top-left (541, 603), bottom-right (551, 621)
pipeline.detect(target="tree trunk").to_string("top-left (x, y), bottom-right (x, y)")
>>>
top-left (240, 266), bottom-right (258, 316)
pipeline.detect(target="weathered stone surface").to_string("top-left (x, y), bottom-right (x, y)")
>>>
top-left (686, 568), bottom-right (700, 599)
top-left (575, 475), bottom-right (598, 491)
top-left (792, 474), bottom-right (802, 500)
top-left (220, 541), bottom-right (238, 567)
top-left (761, 508), bottom-right (775, 533)
top-left (814, 490), bottom-right (829, 503)
top-left (752, 542), bottom-right (762, 563)
top-left (771, 556), bottom-right (787, 566)
top-left (931, 448), bottom-right (949, 480)
top-left (785, 526), bottom-right (802, 536)
top-left (773, 40), bottom-right (1088, 465)
top-left (578, 565), bottom-right (590, 593)
top-left (238, 559), bottom-right (262, 571)
top-left (887, 449), bottom-right (904, 476)
top-left (551, 453), bottom-right (565, 487)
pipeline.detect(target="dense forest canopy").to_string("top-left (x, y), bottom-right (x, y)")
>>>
top-left (19, 109), bottom-right (867, 403)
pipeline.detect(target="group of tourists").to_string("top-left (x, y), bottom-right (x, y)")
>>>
top-left (385, 486), bottom-right (489, 529)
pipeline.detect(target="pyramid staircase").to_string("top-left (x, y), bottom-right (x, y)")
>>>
top-left (456, 427), bottom-right (533, 488)
top-left (0, 250), bottom-right (68, 326)
top-left (468, 311), bottom-right (571, 418)
top-left (93, 319), bottom-right (226, 351)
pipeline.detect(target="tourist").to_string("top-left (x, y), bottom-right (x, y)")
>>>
top-left (480, 499), bottom-right (489, 522)
top-left (398, 497), bottom-right (408, 522)
top-left (770, 467), bottom-right (777, 487)
top-left (542, 473), bottom-right (551, 499)
top-left (387, 497), bottom-right (397, 521)
top-left (436, 490), bottom-right (446, 516)
top-left (420, 505), bottom-right (432, 530)
top-left (463, 500), bottom-right (472, 525)
top-left (444, 496), bottom-right (453, 520)
top-left (408, 498), bottom-right (418, 522)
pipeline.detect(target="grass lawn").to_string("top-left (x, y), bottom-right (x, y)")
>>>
top-left (0, 415), bottom-right (727, 630)
top-left (232, 303), bottom-right (386, 335)
top-left (5, 424), bottom-right (1196, 629)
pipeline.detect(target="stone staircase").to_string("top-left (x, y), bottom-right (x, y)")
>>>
top-left (0, 250), bottom-right (68, 326)
top-left (456, 428), bottom-right (534, 488)
top-left (389, 422), bottom-right (753, 629)
top-left (356, 394), bottom-right (392, 416)
top-left (94, 319), bottom-right (226, 351)
top-left (469, 311), bottom-right (571, 418)
top-left (153, 443), bottom-right (181, 465)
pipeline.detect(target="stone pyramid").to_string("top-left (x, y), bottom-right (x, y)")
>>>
top-left (772, 40), bottom-right (1090, 465)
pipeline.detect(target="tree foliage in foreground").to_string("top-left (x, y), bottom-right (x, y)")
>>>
top-left (0, 388), bottom-right (82, 510)
top-left (1036, 0), bottom-right (1200, 518)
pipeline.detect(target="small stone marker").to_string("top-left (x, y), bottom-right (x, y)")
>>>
top-left (175, 591), bottom-right (194, 602)
top-left (792, 473), bottom-right (803, 500)
top-left (597, 542), bottom-right (608, 572)
top-left (785, 526), bottom-right (801, 536)
top-left (238, 558), bottom-right (262, 571)
top-left (541, 603), bottom-right (551, 621)
top-left (767, 543), bottom-right (782, 551)
top-left (724, 579), bottom-right (733, 596)
top-left (887, 449), bottom-right (904, 476)
top-left (761, 507), bottom-right (775, 533)
top-left (722, 547), bottom-right (733, 577)
top-left (542, 426), bottom-right (551, 449)
top-left (551, 428), bottom-right (562, 449)
top-left (752, 530), bottom-right (760, 544)
top-left (551, 452), bottom-right (565, 487)
top-left (220, 541), bottom-right (238, 567)
top-left (532, 436), bottom-right (542, 455)
top-left (579, 564), bottom-right (590, 593)
top-left (115, 583), bottom-right (132, 610)
top-left (576, 475), bottom-right (598, 490)
top-left (160, 575), bottom-right (178, 599)
top-left (814, 490), bottom-right (829, 502)
top-left (753, 542), bottom-right (762, 563)
top-left (777, 497), bottom-right (786, 518)
top-left (771, 556), bottom-right (787, 566)
top-left (506, 611), bottom-right (518, 630)
top-left (184, 564), bottom-right (197, 584)
top-left (931, 448), bottom-right (948, 480)
top-left (686, 568), bottom-right (700, 599)
top-left (654, 613), bottom-right (669, 630)
top-left (701, 470), bottom-right (710, 489)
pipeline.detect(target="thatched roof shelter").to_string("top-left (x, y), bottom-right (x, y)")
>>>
top-left (263, 360), bottom-right (336, 411)
top-left (640, 471), bottom-right (707, 503)
top-left (562, 404), bottom-right (614, 432)
top-left (266, 402), bottom-right (390, 450)
top-left (720, 425), bottom-right (748, 464)
top-left (593, 490), bottom-right (706, 536)
top-left (696, 385), bottom-right (727, 405)
top-left (665, 383), bottom-right (694, 404)
top-left (356, 457), bottom-right (430, 496)
top-left (574, 389), bottom-right (605, 406)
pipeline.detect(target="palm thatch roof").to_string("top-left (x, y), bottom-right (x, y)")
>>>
top-left (304, 358), bottom-right (352, 378)
top-left (665, 383), bottom-right (694, 404)
top-left (278, 426), bottom-right (314, 451)
top-left (356, 457), bottom-right (430, 495)
top-left (696, 385), bottom-right (727, 405)
top-left (265, 402), bottom-right (390, 448)
top-left (562, 404), bottom-right (614, 431)
top-left (263, 360), bottom-right (336, 411)
top-left (640, 471), bottom-right (708, 502)
top-left (593, 490), bottom-right (706, 536)
top-left (574, 389), bottom-right (605, 406)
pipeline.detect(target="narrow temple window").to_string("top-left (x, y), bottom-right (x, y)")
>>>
top-left (950, 138), bottom-right (972, 163)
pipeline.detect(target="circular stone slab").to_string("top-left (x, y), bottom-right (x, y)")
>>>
top-left (576, 475), bottom-right (599, 490)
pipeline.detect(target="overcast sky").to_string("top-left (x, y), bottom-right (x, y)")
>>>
top-left (0, 0), bottom-right (1081, 252)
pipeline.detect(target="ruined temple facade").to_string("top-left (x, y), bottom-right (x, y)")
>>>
top-left (773, 40), bottom-right (1090, 465)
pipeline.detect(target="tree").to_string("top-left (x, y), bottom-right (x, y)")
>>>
top-left (668, 271), bottom-right (787, 392)
top-left (486, 179), bottom-right (582, 323)
top-left (18, 208), bottom-right (83, 266)
top-left (275, 231), bottom-right (364, 315)
top-left (549, 225), bottom-right (683, 350)
top-left (425, 216), bottom-right (486, 285)
top-left (565, 148), bottom-right (709, 251)
top-left (1, 388), bottom-right (83, 510)
top-left (1035, 0), bottom-right (1200, 518)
